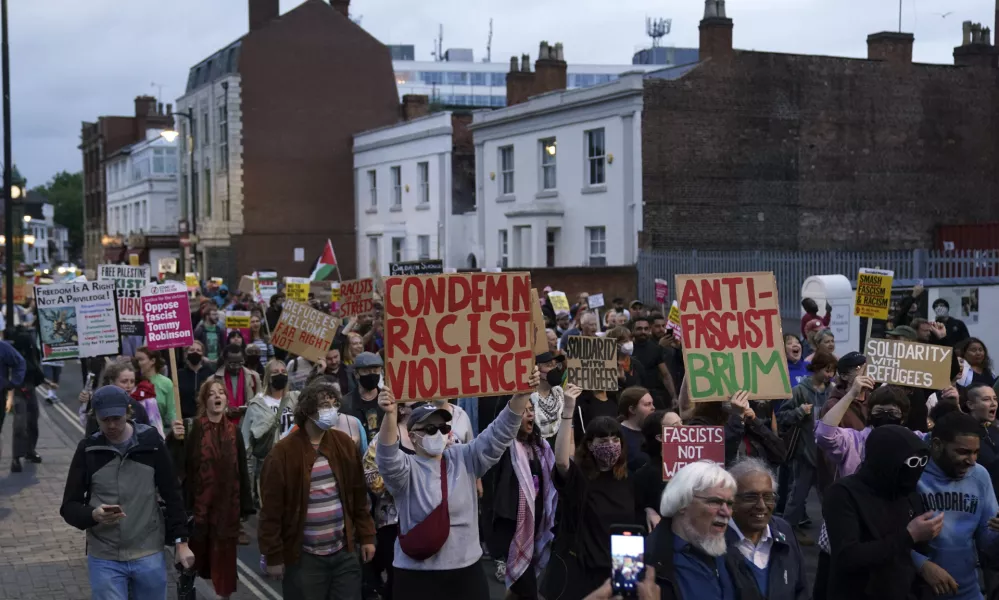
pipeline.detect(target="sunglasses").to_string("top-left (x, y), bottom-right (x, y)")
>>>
top-left (414, 423), bottom-right (452, 436)
top-left (904, 455), bottom-right (929, 468)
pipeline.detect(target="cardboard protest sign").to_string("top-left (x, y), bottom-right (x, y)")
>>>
top-left (662, 426), bottom-right (725, 480)
top-left (238, 275), bottom-right (256, 296)
top-left (141, 281), bottom-right (195, 351)
top-left (35, 281), bottom-right (120, 360)
top-left (384, 272), bottom-right (535, 402)
top-left (98, 264), bottom-right (150, 336)
top-left (865, 338), bottom-right (952, 390)
top-left (677, 272), bottom-right (790, 402)
top-left (158, 257), bottom-right (178, 274)
top-left (311, 280), bottom-right (334, 303)
top-left (285, 277), bottom-right (310, 302)
top-left (389, 260), bottom-right (444, 276)
top-left (2, 276), bottom-right (32, 305)
top-left (548, 291), bottom-right (570, 313)
top-left (588, 293), bottom-right (605, 309)
top-left (667, 301), bottom-right (682, 337)
top-left (564, 336), bottom-right (618, 391)
top-left (271, 299), bottom-right (339, 363)
top-left (255, 271), bottom-right (279, 304)
top-left (340, 278), bottom-right (374, 317)
top-left (854, 268), bottom-right (894, 320)
top-left (655, 279), bottom-right (669, 304)
top-left (531, 289), bottom-right (548, 356)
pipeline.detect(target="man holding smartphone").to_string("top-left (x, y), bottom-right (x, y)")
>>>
top-left (60, 386), bottom-right (193, 599)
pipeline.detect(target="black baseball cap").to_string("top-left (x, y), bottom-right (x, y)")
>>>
top-left (837, 351), bottom-right (867, 373)
top-left (535, 351), bottom-right (565, 364)
top-left (407, 403), bottom-right (453, 430)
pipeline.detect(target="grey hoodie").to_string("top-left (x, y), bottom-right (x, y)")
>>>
top-left (777, 376), bottom-right (831, 465)
top-left (241, 390), bottom-right (299, 458)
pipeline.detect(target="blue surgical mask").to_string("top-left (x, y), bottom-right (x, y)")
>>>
top-left (313, 408), bottom-right (338, 430)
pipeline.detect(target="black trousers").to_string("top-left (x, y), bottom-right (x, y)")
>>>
top-left (363, 525), bottom-right (398, 599)
top-left (12, 388), bottom-right (38, 459)
top-left (393, 563), bottom-right (489, 600)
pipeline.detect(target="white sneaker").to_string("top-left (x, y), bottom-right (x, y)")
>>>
top-left (494, 560), bottom-right (506, 583)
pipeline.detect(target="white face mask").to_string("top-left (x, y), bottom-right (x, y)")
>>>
top-left (418, 431), bottom-right (447, 455)
top-left (620, 341), bottom-right (634, 356)
top-left (935, 306), bottom-right (949, 318)
top-left (313, 408), bottom-right (338, 430)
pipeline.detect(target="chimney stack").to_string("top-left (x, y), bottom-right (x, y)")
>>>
top-left (401, 94), bottom-right (430, 121)
top-left (330, 0), bottom-right (350, 18)
top-left (699, 0), bottom-right (734, 62)
top-left (134, 95), bottom-right (157, 117)
top-left (954, 20), bottom-right (998, 67)
top-left (249, 0), bottom-right (279, 32)
top-left (867, 32), bottom-right (914, 66)
top-left (166, 103), bottom-right (173, 116)
top-left (506, 52), bottom-right (535, 106)
top-left (505, 42), bottom-right (568, 107)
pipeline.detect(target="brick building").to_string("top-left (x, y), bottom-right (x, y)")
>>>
top-left (641, 1), bottom-right (999, 252)
top-left (80, 97), bottom-right (173, 272)
top-left (176, 0), bottom-right (399, 283)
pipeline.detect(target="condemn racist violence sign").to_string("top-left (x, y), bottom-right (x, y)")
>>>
top-left (865, 338), bottom-right (952, 390)
top-left (677, 272), bottom-right (791, 402)
top-left (564, 336), bottom-right (618, 391)
top-left (384, 273), bottom-right (535, 402)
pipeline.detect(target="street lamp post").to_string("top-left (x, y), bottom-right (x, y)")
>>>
top-left (162, 109), bottom-right (196, 277)
top-left (3, 0), bottom-right (13, 331)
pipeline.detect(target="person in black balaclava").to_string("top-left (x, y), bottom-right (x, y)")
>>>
top-left (823, 425), bottom-right (942, 600)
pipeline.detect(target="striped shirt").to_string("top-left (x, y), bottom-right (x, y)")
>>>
top-left (302, 451), bottom-right (346, 556)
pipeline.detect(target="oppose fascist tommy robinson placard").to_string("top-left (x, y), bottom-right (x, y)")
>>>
top-left (677, 272), bottom-right (791, 402)
top-left (384, 272), bottom-right (535, 402)
top-left (141, 281), bottom-right (194, 351)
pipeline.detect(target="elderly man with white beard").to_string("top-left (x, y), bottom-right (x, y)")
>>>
top-left (645, 460), bottom-right (758, 600)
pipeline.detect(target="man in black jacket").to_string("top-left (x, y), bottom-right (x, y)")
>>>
top-left (822, 425), bottom-right (942, 600)
top-left (60, 386), bottom-right (194, 597)
top-left (726, 457), bottom-right (808, 600)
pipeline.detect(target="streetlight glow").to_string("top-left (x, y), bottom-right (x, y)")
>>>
top-left (24, 233), bottom-right (35, 245)
top-left (21, 214), bottom-right (29, 222)
top-left (10, 185), bottom-right (21, 199)
top-left (161, 130), bottom-right (180, 143)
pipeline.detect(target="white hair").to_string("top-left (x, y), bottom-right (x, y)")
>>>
top-left (659, 460), bottom-right (737, 517)
top-left (579, 312), bottom-right (598, 326)
top-left (727, 457), bottom-right (778, 492)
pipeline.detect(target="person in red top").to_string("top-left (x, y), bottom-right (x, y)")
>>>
top-left (800, 297), bottom-right (832, 338)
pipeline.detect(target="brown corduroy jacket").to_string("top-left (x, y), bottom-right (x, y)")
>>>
top-left (258, 425), bottom-right (375, 567)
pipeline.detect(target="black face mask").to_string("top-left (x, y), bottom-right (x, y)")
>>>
top-left (545, 368), bottom-right (563, 387)
top-left (271, 374), bottom-right (289, 390)
top-left (870, 413), bottom-right (903, 428)
top-left (187, 353), bottom-right (203, 366)
top-left (359, 373), bottom-right (380, 391)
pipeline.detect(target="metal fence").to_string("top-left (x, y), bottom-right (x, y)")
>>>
top-left (638, 249), bottom-right (999, 318)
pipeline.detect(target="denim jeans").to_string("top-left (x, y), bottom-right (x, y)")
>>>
top-left (284, 549), bottom-right (361, 600)
top-left (88, 551), bottom-right (167, 600)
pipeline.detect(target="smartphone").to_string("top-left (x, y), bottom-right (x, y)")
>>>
top-left (611, 525), bottom-right (646, 598)
top-left (105, 505), bottom-right (123, 514)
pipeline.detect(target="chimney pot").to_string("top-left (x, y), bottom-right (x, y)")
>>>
top-left (963, 21), bottom-right (973, 45)
top-left (331, 0), bottom-right (350, 18)
top-left (510, 56), bottom-right (519, 72)
top-left (521, 54), bottom-right (531, 72)
top-left (157, 102), bottom-right (164, 115)
top-left (867, 31), bottom-right (914, 66)
top-left (248, 0), bottom-right (279, 32)
top-left (166, 103), bottom-right (173, 115)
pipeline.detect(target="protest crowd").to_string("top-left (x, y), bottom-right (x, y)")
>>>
top-left (3, 258), bottom-right (999, 600)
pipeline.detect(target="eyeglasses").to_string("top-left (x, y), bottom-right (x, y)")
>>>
top-left (871, 406), bottom-right (902, 417)
top-left (735, 492), bottom-right (779, 506)
top-left (694, 495), bottom-right (734, 510)
top-left (414, 423), bottom-right (452, 436)
top-left (904, 455), bottom-right (929, 468)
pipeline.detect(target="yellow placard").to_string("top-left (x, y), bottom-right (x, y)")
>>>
top-left (548, 291), bottom-right (570, 312)
top-left (331, 281), bottom-right (341, 302)
top-left (185, 273), bottom-right (199, 290)
top-left (225, 311), bottom-right (251, 330)
top-left (285, 277), bottom-right (310, 302)
top-left (667, 302), bottom-right (681, 326)
top-left (853, 268), bottom-right (894, 320)
top-left (128, 255), bottom-right (140, 266)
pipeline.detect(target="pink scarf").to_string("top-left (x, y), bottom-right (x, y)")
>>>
top-left (224, 368), bottom-right (246, 424)
top-left (506, 438), bottom-right (557, 589)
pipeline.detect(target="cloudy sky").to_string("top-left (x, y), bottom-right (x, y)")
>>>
top-left (8, 0), bottom-right (993, 187)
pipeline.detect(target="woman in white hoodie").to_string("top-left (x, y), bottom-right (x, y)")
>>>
top-left (241, 360), bottom-right (299, 504)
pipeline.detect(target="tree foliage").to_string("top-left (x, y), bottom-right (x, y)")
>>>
top-left (31, 171), bottom-right (83, 261)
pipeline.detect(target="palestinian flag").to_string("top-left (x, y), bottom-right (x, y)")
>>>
top-left (309, 239), bottom-right (338, 281)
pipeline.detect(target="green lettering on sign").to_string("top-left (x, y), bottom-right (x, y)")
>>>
top-left (687, 350), bottom-right (791, 399)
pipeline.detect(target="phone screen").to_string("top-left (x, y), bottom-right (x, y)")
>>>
top-left (611, 531), bottom-right (646, 597)
top-left (105, 505), bottom-right (123, 514)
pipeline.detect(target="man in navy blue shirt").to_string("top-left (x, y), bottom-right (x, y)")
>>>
top-left (0, 328), bottom-right (26, 469)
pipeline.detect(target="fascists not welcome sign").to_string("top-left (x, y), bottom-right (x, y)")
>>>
top-left (384, 272), bottom-right (535, 402)
top-left (677, 272), bottom-right (791, 402)
top-left (662, 426), bottom-right (725, 480)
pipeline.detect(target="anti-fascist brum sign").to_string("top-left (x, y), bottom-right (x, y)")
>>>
top-left (677, 272), bottom-right (791, 402)
top-left (564, 336), bottom-right (618, 391)
top-left (384, 273), bottom-right (535, 402)
top-left (865, 338), bottom-right (952, 390)
top-left (141, 282), bottom-right (194, 351)
top-left (662, 426), bottom-right (725, 481)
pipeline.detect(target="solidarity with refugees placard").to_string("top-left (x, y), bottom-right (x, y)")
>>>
top-left (677, 272), bottom-right (791, 401)
top-left (384, 272), bottom-right (535, 402)
top-left (564, 336), bottom-right (618, 391)
top-left (865, 338), bottom-right (952, 390)
top-left (271, 299), bottom-right (339, 363)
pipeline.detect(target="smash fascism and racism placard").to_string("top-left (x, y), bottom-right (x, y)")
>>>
top-left (677, 272), bottom-right (791, 402)
top-left (141, 281), bottom-right (194, 351)
top-left (662, 426), bottom-right (725, 480)
top-left (865, 338), bottom-right (953, 390)
top-left (35, 281), bottom-right (120, 360)
top-left (340, 278), bottom-right (375, 318)
top-left (271, 299), bottom-right (340, 363)
top-left (98, 264), bottom-right (150, 336)
top-left (667, 301), bottom-right (682, 337)
top-left (384, 272), bottom-right (535, 402)
top-left (284, 277), bottom-right (310, 302)
top-left (548, 291), bottom-right (570, 313)
top-left (854, 268), bottom-right (894, 320)
top-left (564, 336), bottom-right (618, 391)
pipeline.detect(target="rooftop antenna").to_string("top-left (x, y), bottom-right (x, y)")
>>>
top-left (150, 81), bottom-right (164, 101)
top-left (484, 18), bottom-right (493, 63)
top-left (646, 17), bottom-right (672, 48)
top-left (431, 24), bottom-right (444, 62)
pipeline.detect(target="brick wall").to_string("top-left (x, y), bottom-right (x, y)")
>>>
top-left (237, 0), bottom-right (400, 280)
top-left (512, 265), bottom-right (638, 304)
top-left (642, 51), bottom-right (999, 252)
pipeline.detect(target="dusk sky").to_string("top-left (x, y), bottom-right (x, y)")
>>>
top-left (6, 0), bottom-right (993, 187)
